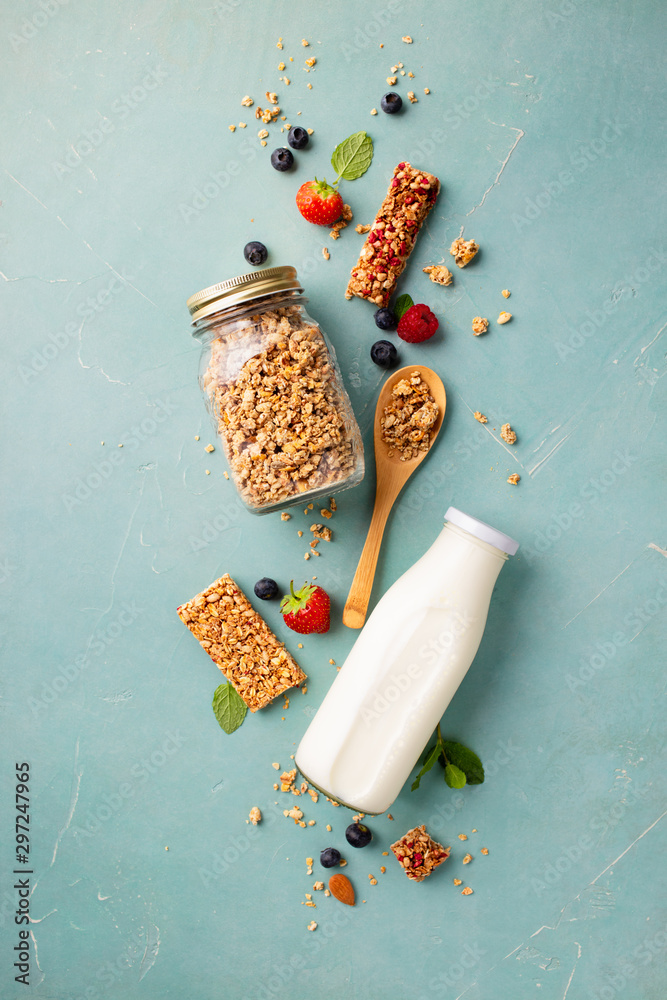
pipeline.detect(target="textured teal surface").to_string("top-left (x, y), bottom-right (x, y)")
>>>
top-left (1, 2), bottom-right (666, 998)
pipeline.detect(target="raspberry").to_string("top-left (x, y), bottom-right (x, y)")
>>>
top-left (396, 304), bottom-right (439, 343)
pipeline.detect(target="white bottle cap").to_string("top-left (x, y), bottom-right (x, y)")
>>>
top-left (445, 507), bottom-right (519, 555)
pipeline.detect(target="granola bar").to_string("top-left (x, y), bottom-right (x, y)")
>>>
top-left (390, 825), bottom-right (450, 881)
top-left (380, 371), bottom-right (439, 461)
top-left (201, 306), bottom-right (361, 509)
top-left (177, 573), bottom-right (306, 712)
top-left (345, 162), bottom-right (440, 307)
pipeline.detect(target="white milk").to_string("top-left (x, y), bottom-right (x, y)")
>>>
top-left (295, 507), bottom-right (519, 814)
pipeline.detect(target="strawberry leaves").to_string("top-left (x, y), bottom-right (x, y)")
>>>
top-left (411, 724), bottom-right (484, 792)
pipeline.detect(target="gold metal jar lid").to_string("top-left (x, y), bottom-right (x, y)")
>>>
top-left (187, 265), bottom-right (303, 323)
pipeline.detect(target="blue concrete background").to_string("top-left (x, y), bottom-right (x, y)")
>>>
top-left (1, 1), bottom-right (666, 998)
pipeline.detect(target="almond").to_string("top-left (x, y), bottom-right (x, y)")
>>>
top-left (328, 873), bottom-right (355, 906)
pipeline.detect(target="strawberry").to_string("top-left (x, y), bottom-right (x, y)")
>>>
top-left (280, 580), bottom-right (330, 634)
top-left (295, 179), bottom-right (344, 226)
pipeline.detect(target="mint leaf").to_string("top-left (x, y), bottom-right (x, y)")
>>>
top-left (444, 763), bottom-right (467, 789)
top-left (441, 741), bottom-right (485, 785)
top-left (212, 683), bottom-right (247, 734)
top-left (331, 131), bottom-right (374, 182)
top-left (394, 293), bottom-right (414, 319)
top-left (411, 743), bottom-right (441, 791)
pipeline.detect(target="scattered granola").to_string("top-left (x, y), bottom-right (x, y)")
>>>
top-left (402, 35), bottom-right (413, 43)
top-left (481, 847), bottom-right (489, 855)
top-left (387, 75), bottom-right (398, 85)
top-left (450, 237), bottom-right (479, 268)
top-left (458, 834), bottom-right (468, 841)
top-left (177, 575), bottom-right (306, 712)
top-left (391, 825), bottom-right (450, 881)
top-left (241, 95), bottom-right (254, 107)
top-left (407, 91), bottom-right (418, 103)
top-left (307, 920), bottom-right (317, 931)
top-left (346, 162), bottom-right (439, 306)
top-left (463, 853), bottom-right (473, 864)
top-left (474, 412), bottom-right (488, 424)
top-left (461, 887), bottom-right (473, 895)
top-left (202, 306), bottom-right (361, 509)
top-left (502, 289), bottom-right (511, 298)
top-left (281, 511), bottom-right (292, 521)
top-left (423, 264), bottom-right (453, 286)
top-left (320, 508), bottom-right (332, 519)
top-left (500, 423), bottom-right (517, 445)
top-left (453, 878), bottom-right (462, 886)
top-left (380, 371), bottom-right (439, 461)
top-left (249, 806), bottom-right (262, 825)
top-left (424, 87), bottom-right (430, 94)
top-left (228, 124), bottom-right (236, 132)
top-left (497, 311), bottom-right (512, 324)
top-left (322, 247), bottom-right (330, 260)
top-left (370, 108), bottom-right (378, 115)
top-left (205, 443), bottom-right (215, 452)
top-left (507, 473), bottom-right (521, 485)
top-left (472, 316), bottom-right (489, 335)
top-left (310, 523), bottom-right (332, 542)
top-left (305, 57), bottom-right (316, 67)
top-left (313, 881), bottom-right (324, 891)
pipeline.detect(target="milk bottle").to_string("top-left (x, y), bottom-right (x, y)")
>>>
top-left (295, 507), bottom-right (519, 814)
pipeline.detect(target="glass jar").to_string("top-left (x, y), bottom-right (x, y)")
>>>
top-left (187, 266), bottom-right (364, 514)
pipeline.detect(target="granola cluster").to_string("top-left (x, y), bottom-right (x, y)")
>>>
top-left (449, 237), bottom-right (479, 268)
top-left (423, 264), bottom-right (453, 286)
top-left (177, 574), bottom-right (306, 712)
top-left (202, 306), bottom-right (361, 509)
top-left (345, 162), bottom-right (440, 307)
top-left (390, 825), bottom-right (450, 881)
top-left (380, 371), bottom-right (439, 461)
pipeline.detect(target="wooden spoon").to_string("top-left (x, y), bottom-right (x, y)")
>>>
top-left (343, 365), bottom-right (447, 629)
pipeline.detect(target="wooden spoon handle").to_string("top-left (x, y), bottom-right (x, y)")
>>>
top-left (343, 487), bottom-right (397, 629)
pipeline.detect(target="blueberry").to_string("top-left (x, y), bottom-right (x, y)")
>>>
top-left (345, 822), bottom-right (372, 848)
top-left (244, 241), bottom-right (268, 266)
top-left (254, 577), bottom-right (279, 600)
top-left (270, 147), bottom-right (294, 171)
top-left (320, 847), bottom-right (341, 868)
top-left (370, 340), bottom-right (399, 369)
top-left (287, 126), bottom-right (309, 150)
top-left (374, 307), bottom-right (397, 330)
top-left (380, 92), bottom-right (402, 114)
